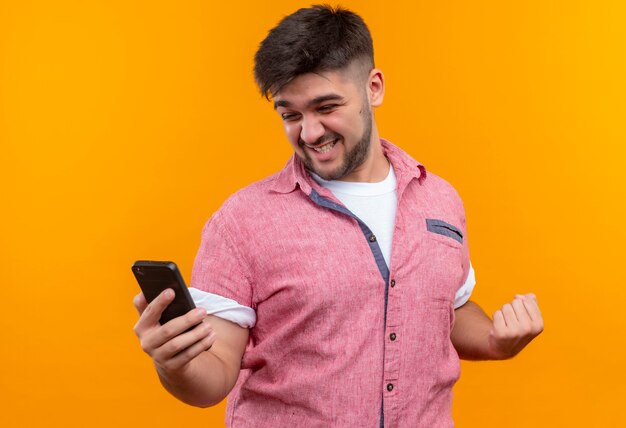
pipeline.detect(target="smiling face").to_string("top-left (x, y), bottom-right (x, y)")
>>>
top-left (273, 63), bottom-right (386, 182)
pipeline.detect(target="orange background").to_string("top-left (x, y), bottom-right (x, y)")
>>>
top-left (2, 1), bottom-right (625, 426)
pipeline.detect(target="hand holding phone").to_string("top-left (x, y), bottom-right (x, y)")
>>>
top-left (132, 260), bottom-right (216, 373)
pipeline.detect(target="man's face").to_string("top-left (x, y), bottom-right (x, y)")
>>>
top-left (273, 67), bottom-right (373, 181)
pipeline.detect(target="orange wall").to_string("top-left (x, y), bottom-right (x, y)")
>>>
top-left (1, 1), bottom-right (625, 426)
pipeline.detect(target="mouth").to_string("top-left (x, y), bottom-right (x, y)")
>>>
top-left (308, 139), bottom-right (338, 154)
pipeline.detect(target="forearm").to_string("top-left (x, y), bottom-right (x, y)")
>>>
top-left (133, 290), bottom-right (248, 408)
top-left (451, 300), bottom-right (499, 360)
top-left (156, 349), bottom-right (239, 407)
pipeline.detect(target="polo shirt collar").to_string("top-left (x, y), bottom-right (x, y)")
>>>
top-left (269, 138), bottom-right (426, 195)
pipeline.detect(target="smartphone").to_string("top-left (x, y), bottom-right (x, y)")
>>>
top-left (131, 260), bottom-right (197, 325)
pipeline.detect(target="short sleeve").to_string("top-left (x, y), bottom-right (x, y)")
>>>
top-left (454, 261), bottom-right (475, 308)
top-left (455, 186), bottom-right (472, 308)
top-left (189, 210), bottom-right (254, 309)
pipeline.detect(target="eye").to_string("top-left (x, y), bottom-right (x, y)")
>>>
top-left (281, 112), bottom-right (301, 122)
top-left (318, 104), bottom-right (338, 113)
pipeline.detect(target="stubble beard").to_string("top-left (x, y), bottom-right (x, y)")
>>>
top-left (300, 103), bottom-right (373, 181)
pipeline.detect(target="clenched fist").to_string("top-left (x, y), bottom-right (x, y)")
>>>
top-left (487, 293), bottom-right (544, 360)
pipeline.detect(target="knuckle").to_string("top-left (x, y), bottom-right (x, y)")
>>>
top-left (195, 329), bottom-right (207, 343)
top-left (181, 346), bottom-right (199, 362)
top-left (202, 333), bottom-right (215, 347)
top-left (161, 324), bottom-right (176, 338)
top-left (139, 339), bottom-right (151, 354)
top-left (196, 323), bottom-right (210, 337)
top-left (163, 340), bottom-right (182, 356)
top-left (152, 350), bottom-right (168, 364)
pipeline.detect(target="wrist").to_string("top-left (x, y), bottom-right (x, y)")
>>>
top-left (486, 336), bottom-right (520, 360)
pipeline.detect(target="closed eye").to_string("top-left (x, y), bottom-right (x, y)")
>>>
top-left (318, 104), bottom-right (338, 113)
top-left (281, 112), bottom-right (301, 122)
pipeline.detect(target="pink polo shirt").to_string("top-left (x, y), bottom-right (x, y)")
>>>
top-left (190, 139), bottom-right (470, 427)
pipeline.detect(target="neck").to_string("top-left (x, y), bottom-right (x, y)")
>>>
top-left (339, 128), bottom-right (389, 183)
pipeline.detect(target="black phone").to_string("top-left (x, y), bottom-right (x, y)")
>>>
top-left (131, 260), bottom-right (197, 325)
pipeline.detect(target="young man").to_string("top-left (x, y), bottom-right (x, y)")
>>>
top-left (133, 5), bottom-right (543, 427)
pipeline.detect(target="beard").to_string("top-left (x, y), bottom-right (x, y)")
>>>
top-left (298, 102), bottom-right (373, 181)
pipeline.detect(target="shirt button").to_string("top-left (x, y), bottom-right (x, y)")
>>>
top-left (390, 279), bottom-right (396, 287)
top-left (369, 234), bottom-right (377, 242)
top-left (390, 333), bottom-right (397, 341)
top-left (387, 383), bottom-right (394, 392)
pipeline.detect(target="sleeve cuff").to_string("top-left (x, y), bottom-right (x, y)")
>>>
top-left (189, 287), bottom-right (257, 328)
top-left (453, 261), bottom-right (475, 309)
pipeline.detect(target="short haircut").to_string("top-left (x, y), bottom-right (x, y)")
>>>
top-left (254, 4), bottom-right (374, 99)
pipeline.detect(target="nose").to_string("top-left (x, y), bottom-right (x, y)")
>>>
top-left (299, 115), bottom-right (325, 146)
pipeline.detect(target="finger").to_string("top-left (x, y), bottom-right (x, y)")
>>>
top-left (515, 293), bottom-right (537, 303)
top-left (512, 298), bottom-right (531, 322)
top-left (158, 307), bottom-right (209, 343)
top-left (153, 320), bottom-right (214, 363)
top-left (525, 292), bottom-right (537, 301)
top-left (142, 307), bottom-right (208, 350)
top-left (520, 295), bottom-right (542, 323)
top-left (520, 298), bottom-right (544, 334)
top-left (511, 298), bottom-right (532, 331)
top-left (135, 289), bottom-right (175, 331)
top-left (164, 330), bottom-right (217, 371)
top-left (134, 291), bottom-right (170, 339)
top-left (500, 303), bottom-right (518, 328)
top-left (133, 292), bottom-right (148, 316)
top-left (492, 309), bottom-right (506, 333)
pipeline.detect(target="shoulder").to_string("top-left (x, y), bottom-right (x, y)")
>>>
top-left (414, 170), bottom-right (468, 235)
top-left (384, 138), bottom-right (465, 207)
top-left (222, 173), bottom-right (281, 210)
top-left (422, 170), bottom-right (464, 205)
top-left (207, 170), bottom-right (294, 230)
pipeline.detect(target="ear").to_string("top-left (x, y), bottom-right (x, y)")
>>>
top-left (367, 68), bottom-right (385, 107)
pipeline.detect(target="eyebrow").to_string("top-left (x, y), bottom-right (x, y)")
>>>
top-left (273, 94), bottom-right (344, 110)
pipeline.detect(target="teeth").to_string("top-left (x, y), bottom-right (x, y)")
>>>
top-left (313, 141), bottom-right (335, 153)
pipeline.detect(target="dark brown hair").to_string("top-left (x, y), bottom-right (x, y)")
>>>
top-left (254, 4), bottom-right (374, 99)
